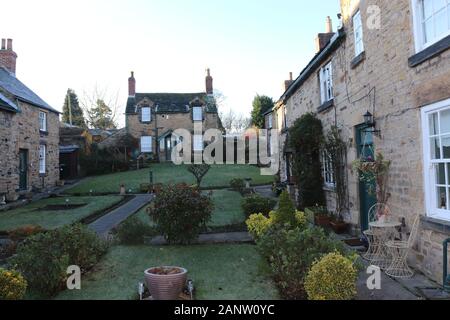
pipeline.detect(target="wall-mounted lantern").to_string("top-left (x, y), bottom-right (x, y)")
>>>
top-left (363, 111), bottom-right (381, 136)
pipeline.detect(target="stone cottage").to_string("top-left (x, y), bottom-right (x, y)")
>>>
top-left (0, 39), bottom-right (60, 202)
top-left (272, 0), bottom-right (450, 285)
top-left (125, 69), bottom-right (221, 162)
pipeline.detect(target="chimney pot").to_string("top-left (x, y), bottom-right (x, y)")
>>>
top-left (289, 72), bottom-right (293, 81)
top-left (325, 16), bottom-right (333, 33)
top-left (284, 72), bottom-right (294, 91)
top-left (1, 39), bottom-right (5, 50)
top-left (205, 68), bottom-right (213, 95)
top-left (6, 39), bottom-right (12, 50)
top-left (0, 38), bottom-right (17, 75)
top-left (128, 71), bottom-right (136, 96)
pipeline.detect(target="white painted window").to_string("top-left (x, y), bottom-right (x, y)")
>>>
top-left (319, 62), bottom-right (333, 104)
top-left (193, 107), bottom-right (203, 121)
top-left (353, 10), bottom-right (364, 56)
top-left (422, 98), bottom-right (450, 221)
top-left (322, 150), bottom-right (335, 187)
top-left (140, 136), bottom-right (152, 153)
top-left (39, 111), bottom-right (47, 132)
top-left (193, 135), bottom-right (204, 151)
top-left (141, 107), bottom-right (151, 122)
top-left (267, 114), bottom-right (273, 129)
top-left (39, 145), bottom-right (46, 174)
top-left (412, 0), bottom-right (450, 51)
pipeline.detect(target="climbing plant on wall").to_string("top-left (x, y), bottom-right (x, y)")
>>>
top-left (288, 113), bottom-right (325, 210)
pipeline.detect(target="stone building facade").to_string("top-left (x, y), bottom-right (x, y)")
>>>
top-left (273, 0), bottom-right (450, 284)
top-left (0, 39), bottom-right (60, 202)
top-left (125, 70), bottom-right (221, 162)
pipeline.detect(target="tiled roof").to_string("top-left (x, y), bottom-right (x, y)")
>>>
top-left (126, 92), bottom-right (217, 114)
top-left (0, 67), bottom-right (59, 113)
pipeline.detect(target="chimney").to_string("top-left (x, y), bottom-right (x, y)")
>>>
top-left (315, 17), bottom-right (335, 53)
top-left (0, 38), bottom-right (18, 75)
top-left (128, 71), bottom-right (136, 97)
top-left (284, 72), bottom-right (294, 91)
top-left (205, 68), bottom-right (213, 95)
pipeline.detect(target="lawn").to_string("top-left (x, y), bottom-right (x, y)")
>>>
top-left (65, 163), bottom-right (275, 194)
top-left (55, 244), bottom-right (279, 300)
top-left (0, 196), bottom-right (124, 232)
top-left (134, 189), bottom-right (246, 228)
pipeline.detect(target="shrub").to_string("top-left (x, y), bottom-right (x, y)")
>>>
top-left (257, 226), bottom-right (346, 299)
top-left (140, 183), bottom-right (151, 193)
top-left (230, 178), bottom-right (245, 193)
top-left (305, 252), bottom-right (358, 300)
top-left (8, 225), bottom-right (45, 241)
top-left (272, 181), bottom-right (287, 197)
top-left (11, 224), bottom-right (107, 297)
top-left (149, 184), bottom-right (214, 244)
top-left (0, 268), bottom-right (27, 300)
top-left (115, 216), bottom-right (154, 245)
top-left (187, 164), bottom-right (211, 188)
top-left (241, 194), bottom-right (276, 217)
top-left (246, 213), bottom-right (272, 240)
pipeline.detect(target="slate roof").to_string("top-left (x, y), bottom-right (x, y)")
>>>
top-left (0, 67), bottom-right (58, 114)
top-left (126, 92), bottom-right (217, 114)
top-left (0, 91), bottom-right (19, 112)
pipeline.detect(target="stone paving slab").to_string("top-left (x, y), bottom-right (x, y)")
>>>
top-left (147, 232), bottom-right (253, 246)
top-left (89, 194), bottom-right (153, 236)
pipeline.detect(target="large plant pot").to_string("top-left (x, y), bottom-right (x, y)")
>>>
top-left (330, 220), bottom-right (348, 234)
top-left (144, 267), bottom-right (187, 300)
top-left (314, 214), bottom-right (331, 228)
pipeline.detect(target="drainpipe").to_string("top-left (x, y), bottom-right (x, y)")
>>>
top-left (444, 238), bottom-right (450, 293)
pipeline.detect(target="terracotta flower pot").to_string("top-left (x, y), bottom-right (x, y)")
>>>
top-left (330, 220), bottom-right (348, 234)
top-left (314, 214), bottom-right (331, 227)
top-left (144, 267), bottom-right (187, 300)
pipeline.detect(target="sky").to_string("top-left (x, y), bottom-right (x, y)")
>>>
top-left (0, 0), bottom-right (340, 127)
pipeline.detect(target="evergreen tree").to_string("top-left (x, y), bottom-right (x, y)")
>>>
top-left (62, 89), bottom-right (86, 128)
top-left (87, 99), bottom-right (117, 130)
top-left (251, 94), bottom-right (274, 128)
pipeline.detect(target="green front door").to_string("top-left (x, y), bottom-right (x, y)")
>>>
top-left (19, 149), bottom-right (28, 190)
top-left (356, 125), bottom-right (377, 232)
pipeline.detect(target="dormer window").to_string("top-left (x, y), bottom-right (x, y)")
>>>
top-left (193, 106), bottom-right (203, 121)
top-left (141, 106), bottom-right (151, 122)
top-left (39, 111), bottom-right (47, 132)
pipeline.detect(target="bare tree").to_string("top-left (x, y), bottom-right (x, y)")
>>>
top-left (220, 109), bottom-right (251, 134)
top-left (80, 85), bottom-right (120, 129)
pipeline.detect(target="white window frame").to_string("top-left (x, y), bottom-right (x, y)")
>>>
top-left (422, 97), bottom-right (450, 221)
top-left (39, 145), bottom-right (46, 174)
top-left (141, 107), bottom-right (151, 122)
top-left (319, 62), bottom-right (333, 104)
top-left (140, 136), bottom-right (152, 153)
top-left (267, 114), bottom-right (273, 129)
top-left (412, 0), bottom-right (450, 53)
top-left (353, 10), bottom-right (364, 56)
top-left (193, 134), bottom-right (204, 151)
top-left (193, 106), bottom-right (203, 121)
top-left (322, 150), bottom-right (336, 188)
top-left (39, 111), bottom-right (47, 132)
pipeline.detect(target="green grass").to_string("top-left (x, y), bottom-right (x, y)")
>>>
top-left (134, 189), bottom-right (245, 228)
top-left (0, 196), bottom-right (124, 232)
top-left (55, 244), bottom-right (279, 300)
top-left (65, 163), bottom-right (274, 194)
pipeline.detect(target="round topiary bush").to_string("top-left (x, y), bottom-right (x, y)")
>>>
top-left (305, 252), bottom-right (358, 300)
top-left (148, 183), bottom-right (214, 244)
top-left (0, 268), bottom-right (27, 300)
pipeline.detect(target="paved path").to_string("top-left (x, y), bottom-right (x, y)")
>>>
top-left (89, 194), bottom-right (153, 236)
top-left (253, 185), bottom-right (276, 198)
top-left (147, 232), bottom-right (253, 246)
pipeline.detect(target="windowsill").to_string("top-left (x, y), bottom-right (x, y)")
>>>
top-left (421, 215), bottom-right (450, 235)
top-left (323, 185), bottom-right (336, 192)
top-left (318, 99), bottom-right (334, 113)
top-left (350, 51), bottom-right (365, 69)
top-left (141, 121), bottom-right (152, 124)
top-left (39, 130), bottom-right (49, 136)
top-left (409, 34), bottom-right (450, 67)
top-left (39, 173), bottom-right (46, 177)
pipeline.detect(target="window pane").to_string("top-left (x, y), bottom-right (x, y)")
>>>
top-left (429, 112), bottom-right (439, 135)
top-left (423, 0), bottom-right (433, 19)
top-left (437, 186), bottom-right (447, 209)
top-left (424, 18), bottom-right (434, 42)
top-left (443, 135), bottom-right (450, 158)
top-left (436, 163), bottom-right (446, 184)
top-left (433, 0), bottom-right (447, 11)
top-left (441, 109), bottom-right (450, 133)
top-left (435, 9), bottom-right (448, 36)
top-left (431, 137), bottom-right (441, 159)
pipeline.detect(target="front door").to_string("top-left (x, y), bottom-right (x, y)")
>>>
top-left (356, 125), bottom-right (377, 232)
top-left (165, 136), bottom-right (172, 161)
top-left (19, 149), bottom-right (28, 190)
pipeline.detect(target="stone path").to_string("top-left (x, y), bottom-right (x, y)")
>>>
top-left (89, 194), bottom-right (153, 236)
top-left (147, 232), bottom-right (253, 246)
top-left (253, 185), bottom-right (276, 198)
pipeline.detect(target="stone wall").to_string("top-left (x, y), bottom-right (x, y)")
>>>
top-left (278, 0), bottom-right (450, 283)
top-left (0, 101), bottom-right (59, 200)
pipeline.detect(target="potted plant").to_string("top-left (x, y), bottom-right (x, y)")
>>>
top-left (307, 205), bottom-right (331, 227)
top-left (329, 213), bottom-right (348, 234)
top-left (144, 266), bottom-right (188, 300)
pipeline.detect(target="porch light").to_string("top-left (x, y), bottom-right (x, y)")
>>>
top-left (364, 111), bottom-right (375, 127)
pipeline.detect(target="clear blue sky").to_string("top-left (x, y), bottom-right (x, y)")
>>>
top-left (1, 0), bottom-right (340, 126)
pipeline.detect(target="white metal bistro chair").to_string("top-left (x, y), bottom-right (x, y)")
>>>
top-left (385, 214), bottom-right (421, 278)
top-left (363, 204), bottom-right (391, 261)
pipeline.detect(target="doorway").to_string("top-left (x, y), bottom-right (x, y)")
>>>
top-left (355, 125), bottom-right (377, 232)
top-left (19, 149), bottom-right (28, 191)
